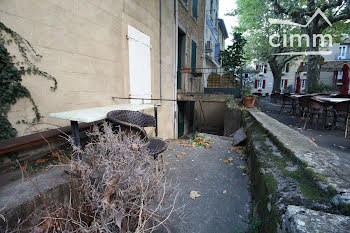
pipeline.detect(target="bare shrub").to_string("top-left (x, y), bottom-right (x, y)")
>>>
top-left (10, 122), bottom-right (177, 233)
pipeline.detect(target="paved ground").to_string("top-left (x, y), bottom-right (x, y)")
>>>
top-left (159, 134), bottom-right (250, 233)
top-left (258, 98), bottom-right (350, 164)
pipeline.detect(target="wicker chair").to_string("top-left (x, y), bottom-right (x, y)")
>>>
top-left (298, 97), bottom-right (310, 118)
top-left (303, 99), bottom-right (327, 129)
top-left (332, 100), bottom-right (350, 138)
top-left (279, 94), bottom-right (297, 115)
top-left (107, 110), bottom-right (167, 159)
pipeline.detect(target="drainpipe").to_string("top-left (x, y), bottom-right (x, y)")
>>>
top-left (159, 0), bottom-right (162, 104)
top-left (174, 0), bottom-right (178, 139)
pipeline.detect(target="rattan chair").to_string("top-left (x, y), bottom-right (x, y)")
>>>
top-left (298, 97), bottom-right (310, 118)
top-left (303, 99), bottom-right (327, 129)
top-left (332, 100), bottom-right (350, 138)
top-left (107, 110), bottom-right (167, 159)
top-left (279, 94), bottom-right (297, 115)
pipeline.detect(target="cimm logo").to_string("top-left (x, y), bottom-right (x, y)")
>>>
top-left (268, 8), bottom-right (333, 56)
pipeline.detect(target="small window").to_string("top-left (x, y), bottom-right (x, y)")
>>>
top-left (192, 0), bottom-right (198, 19)
top-left (281, 79), bottom-right (285, 89)
top-left (257, 80), bottom-right (263, 89)
top-left (301, 79), bottom-right (306, 88)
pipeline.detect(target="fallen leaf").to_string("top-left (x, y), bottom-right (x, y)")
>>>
top-left (237, 165), bottom-right (246, 170)
top-left (223, 190), bottom-right (227, 194)
top-left (176, 154), bottom-right (185, 158)
top-left (223, 160), bottom-right (229, 163)
top-left (267, 202), bottom-right (271, 212)
top-left (190, 191), bottom-right (200, 200)
top-left (131, 143), bottom-right (139, 150)
top-left (339, 146), bottom-right (346, 149)
top-left (260, 168), bottom-right (265, 175)
top-left (163, 162), bottom-right (169, 165)
top-left (183, 144), bottom-right (193, 147)
top-left (195, 178), bottom-right (199, 181)
top-left (36, 159), bottom-right (48, 164)
top-left (228, 157), bottom-right (233, 162)
top-left (311, 137), bottom-right (316, 142)
top-left (168, 147), bottom-right (175, 151)
top-left (231, 146), bottom-right (243, 155)
top-left (286, 161), bottom-right (294, 167)
top-left (204, 145), bottom-right (212, 149)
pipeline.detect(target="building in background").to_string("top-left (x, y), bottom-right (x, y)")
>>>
top-left (218, 18), bottom-right (229, 55)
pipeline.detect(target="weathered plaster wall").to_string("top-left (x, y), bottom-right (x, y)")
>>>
top-left (178, 0), bottom-right (205, 70)
top-left (1, 0), bottom-right (176, 139)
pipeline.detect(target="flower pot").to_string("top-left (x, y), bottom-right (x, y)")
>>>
top-left (180, 68), bottom-right (191, 73)
top-left (242, 96), bottom-right (256, 108)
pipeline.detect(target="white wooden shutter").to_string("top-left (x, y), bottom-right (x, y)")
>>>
top-left (128, 25), bottom-right (152, 104)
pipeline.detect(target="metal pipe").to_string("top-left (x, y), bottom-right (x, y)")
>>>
top-left (159, 0), bottom-right (162, 104)
top-left (112, 96), bottom-right (227, 103)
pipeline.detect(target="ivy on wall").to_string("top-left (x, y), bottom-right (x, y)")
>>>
top-left (0, 22), bottom-right (57, 141)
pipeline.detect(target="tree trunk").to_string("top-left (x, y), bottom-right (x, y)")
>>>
top-left (306, 54), bottom-right (321, 92)
top-left (269, 59), bottom-right (282, 93)
top-left (306, 28), bottom-right (321, 92)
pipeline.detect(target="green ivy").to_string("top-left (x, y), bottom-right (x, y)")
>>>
top-left (0, 22), bottom-right (57, 141)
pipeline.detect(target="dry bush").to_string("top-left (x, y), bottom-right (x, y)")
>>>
top-left (9, 122), bottom-right (178, 233)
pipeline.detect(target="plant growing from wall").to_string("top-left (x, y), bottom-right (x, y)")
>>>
top-left (0, 22), bottom-right (57, 141)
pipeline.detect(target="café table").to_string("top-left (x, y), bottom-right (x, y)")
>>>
top-left (49, 104), bottom-right (155, 158)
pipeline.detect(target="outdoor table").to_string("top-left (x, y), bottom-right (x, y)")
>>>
top-left (312, 97), bottom-right (350, 128)
top-left (313, 97), bottom-right (350, 103)
top-left (49, 104), bottom-right (154, 158)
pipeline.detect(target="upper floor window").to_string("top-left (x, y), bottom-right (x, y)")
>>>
top-left (192, 0), bottom-right (198, 19)
top-left (301, 79), bottom-right (306, 88)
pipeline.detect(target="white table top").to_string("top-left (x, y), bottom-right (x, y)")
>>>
top-left (49, 104), bottom-right (154, 123)
top-left (314, 97), bottom-right (350, 103)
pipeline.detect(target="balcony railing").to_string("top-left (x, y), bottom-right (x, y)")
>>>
top-left (177, 67), bottom-right (238, 96)
top-left (335, 53), bottom-right (350, 60)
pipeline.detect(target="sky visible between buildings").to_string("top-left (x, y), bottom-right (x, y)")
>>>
top-left (219, 0), bottom-right (238, 46)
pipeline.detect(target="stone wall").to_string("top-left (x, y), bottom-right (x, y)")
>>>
top-left (178, 0), bottom-right (205, 70)
top-left (1, 0), bottom-right (176, 139)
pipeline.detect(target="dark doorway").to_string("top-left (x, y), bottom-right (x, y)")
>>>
top-left (177, 28), bottom-right (186, 89)
top-left (178, 102), bottom-right (185, 137)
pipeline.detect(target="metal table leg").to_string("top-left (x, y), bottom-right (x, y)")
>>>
top-left (154, 105), bottom-right (158, 137)
top-left (70, 120), bottom-right (81, 159)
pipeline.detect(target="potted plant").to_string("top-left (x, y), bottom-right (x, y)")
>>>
top-left (242, 86), bottom-right (256, 108)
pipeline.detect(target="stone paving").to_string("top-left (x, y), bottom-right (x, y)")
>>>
top-left (157, 134), bottom-right (250, 233)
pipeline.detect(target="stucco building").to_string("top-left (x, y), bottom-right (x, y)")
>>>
top-left (1, 0), bottom-right (177, 140)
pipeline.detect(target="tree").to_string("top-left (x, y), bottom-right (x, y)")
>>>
top-left (270, 0), bottom-right (350, 92)
top-left (219, 32), bottom-right (247, 93)
top-left (220, 32), bottom-right (246, 72)
top-left (234, 0), bottom-right (301, 92)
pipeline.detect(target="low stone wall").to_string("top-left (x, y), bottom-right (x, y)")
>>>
top-left (0, 166), bottom-right (70, 229)
top-left (242, 109), bottom-right (350, 233)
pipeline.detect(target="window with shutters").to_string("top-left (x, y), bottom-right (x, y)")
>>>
top-left (128, 25), bottom-right (151, 104)
top-left (191, 40), bottom-right (197, 73)
top-left (281, 79), bottom-right (285, 89)
top-left (257, 80), bottom-right (263, 89)
top-left (301, 79), bottom-right (306, 88)
top-left (192, 0), bottom-right (198, 19)
top-left (214, 42), bottom-right (220, 63)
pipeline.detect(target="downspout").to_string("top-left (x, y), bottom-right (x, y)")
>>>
top-left (159, 0), bottom-right (162, 104)
top-left (174, 0), bottom-right (178, 139)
